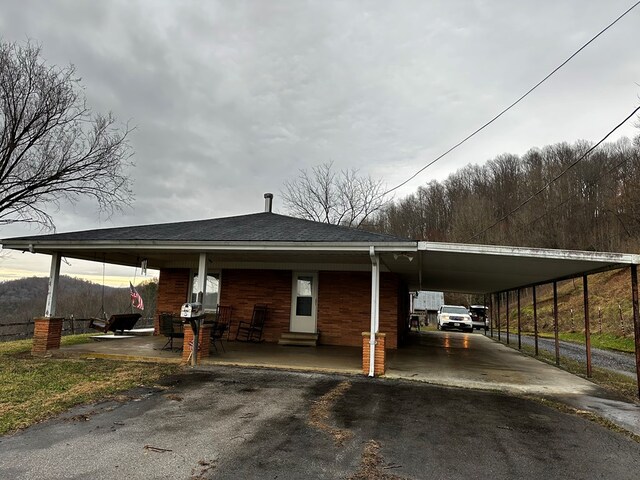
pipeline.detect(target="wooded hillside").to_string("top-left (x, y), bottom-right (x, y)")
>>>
top-left (375, 135), bottom-right (640, 253)
top-left (0, 276), bottom-right (157, 340)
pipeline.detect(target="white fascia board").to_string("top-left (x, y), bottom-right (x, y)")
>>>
top-left (3, 240), bottom-right (418, 253)
top-left (418, 241), bottom-right (640, 265)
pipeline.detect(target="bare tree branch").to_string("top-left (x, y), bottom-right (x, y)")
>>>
top-left (281, 161), bottom-right (386, 228)
top-left (0, 40), bottom-right (134, 230)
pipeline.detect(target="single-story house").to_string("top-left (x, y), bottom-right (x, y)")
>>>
top-left (3, 194), bottom-right (640, 382)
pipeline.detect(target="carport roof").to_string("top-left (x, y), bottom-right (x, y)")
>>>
top-left (413, 242), bottom-right (639, 293)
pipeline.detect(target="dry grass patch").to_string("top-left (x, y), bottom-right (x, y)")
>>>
top-left (347, 440), bottom-right (409, 480)
top-left (308, 380), bottom-right (352, 446)
top-left (0, 335), bottom-right (178, 435)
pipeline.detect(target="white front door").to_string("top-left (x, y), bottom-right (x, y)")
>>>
top-left (290, 272), bottom-right (318, 333)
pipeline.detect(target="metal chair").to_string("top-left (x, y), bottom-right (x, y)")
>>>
top-left (235, 304), bottom-right (268, 342)
top-left (211, 305), bottom-right (232, 352)
top-left (159, 312), bottom-right (184, 351)
top-left (217, 305), bottom-right (233, 331)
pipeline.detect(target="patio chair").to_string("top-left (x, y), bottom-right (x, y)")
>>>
top-left (235, 304), bottom-right (268, 342)
top-left (210, 320), bottom-right (228, 353)
top-left (159, 312), bottom-right (184, 351)
top-left (89, 313), bottom-right (142, 335)
top-left (211, 304), bottom-right (232, 340)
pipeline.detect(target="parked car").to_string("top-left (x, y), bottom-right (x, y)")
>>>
top-left (468, 305), bottom-right (489, 331)
top-left (436, 305), bottom-right (473, 332)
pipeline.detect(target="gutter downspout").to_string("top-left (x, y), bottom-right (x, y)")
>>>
top-left (369, 246), bottom-right (380, 377)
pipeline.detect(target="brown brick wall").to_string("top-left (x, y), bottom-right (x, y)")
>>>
top-left (318, 271), bottom-right (401, 349)
top-left (156, 269), bottom-right (190, 334)
top-left (157, 267), bottom-right (405, 348)
top-left (219, 269), bottom-right (292, 342)
top-left (395, 278), bottom-right (410, 347)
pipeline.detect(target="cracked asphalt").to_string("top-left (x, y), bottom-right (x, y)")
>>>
top-left (1, 367), bottom-right (639, 480)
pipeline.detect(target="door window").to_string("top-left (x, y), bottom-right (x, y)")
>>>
top-left (296, 276), bottom-right (313, 316)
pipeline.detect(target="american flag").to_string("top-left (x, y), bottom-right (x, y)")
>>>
top-left (129, 282), bottom-right (144, 310)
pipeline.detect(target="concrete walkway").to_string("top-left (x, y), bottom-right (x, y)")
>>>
top-left (56, 330), bottom-right (640, 436)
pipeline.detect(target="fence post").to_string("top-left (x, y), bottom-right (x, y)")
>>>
top-left (553, 281), bottom-right (560, 366)
top-left (533, 285), bottom-right (538, 356)
top-left (584, 275), bottom-right (592, 378)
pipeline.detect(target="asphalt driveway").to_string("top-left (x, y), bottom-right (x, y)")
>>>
top-left (1, 367), bottom-right (639, 479)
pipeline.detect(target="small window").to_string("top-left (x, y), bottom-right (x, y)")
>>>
top-left (295, 276), bottom-right (313, 316)
top-left (191, 273), bottom-right (219, 312)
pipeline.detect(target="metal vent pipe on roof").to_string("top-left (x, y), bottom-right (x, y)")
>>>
top-left (264, 192), bottom-right (273, 213)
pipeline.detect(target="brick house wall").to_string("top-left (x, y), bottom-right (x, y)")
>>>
top-left (156, 269), bottom-right (191, 334)
top-left (219, 269), bottom-right (292, 343)
top-left (318, 271), bottom-right (402, 349)
top-left (157, 267), bottom-right (405, 348)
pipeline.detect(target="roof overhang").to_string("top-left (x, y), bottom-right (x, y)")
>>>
top-left (3, 238), bottom-right (637, 294)
top-left (1, 239), bottom-right (418, 272)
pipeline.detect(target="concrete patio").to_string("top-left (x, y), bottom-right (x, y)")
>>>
top-left (58, 329), bottom-right (615, 395)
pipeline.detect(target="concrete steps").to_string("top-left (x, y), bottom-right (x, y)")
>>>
top-left (278, 332), bottom-right (319, 347)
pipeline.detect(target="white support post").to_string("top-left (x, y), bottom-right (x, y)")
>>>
top-left (369, 247), bottom-right (380, 377)
top-left (192, 253), bottom-right (208, 366)
top-left (197, 253), bottom-right (208, 301)
top-left (44, 253), bottom-right (61, 318)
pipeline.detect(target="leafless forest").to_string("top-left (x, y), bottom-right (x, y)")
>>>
top-left (374, 136), bottom-right (640, 253)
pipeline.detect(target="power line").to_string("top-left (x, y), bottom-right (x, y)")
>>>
top-left (383, 0), bottom-right (640, 196)
top-left (468, 104), bottom-right (640, 242)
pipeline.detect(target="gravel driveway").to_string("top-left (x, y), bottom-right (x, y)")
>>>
top-left (500, 334), bottom-right (636, 378)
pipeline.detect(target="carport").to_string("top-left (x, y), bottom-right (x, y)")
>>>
top-left (385, 241), bottom-right (640, 398)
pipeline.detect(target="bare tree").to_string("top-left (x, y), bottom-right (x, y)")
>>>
top-left (0, 40), bottom-right (134, 229)
top-left (281, 162), bottom-right (386, 228)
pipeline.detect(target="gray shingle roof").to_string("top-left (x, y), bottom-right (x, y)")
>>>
top-left (3, 213), bottom-right (411, 243)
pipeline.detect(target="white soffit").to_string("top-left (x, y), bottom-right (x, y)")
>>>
top-left (413, 242), bottom-right (640, 294)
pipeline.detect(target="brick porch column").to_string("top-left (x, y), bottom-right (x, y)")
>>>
top-left (362, 332), bottom-right (386, 376)
top-left (32, 317), bottom-right (64, 356)
top-left (182, 324), bottom-right (212, 364)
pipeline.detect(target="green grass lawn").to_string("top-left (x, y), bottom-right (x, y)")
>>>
top-left (0, 335), bottom-right (179, 435)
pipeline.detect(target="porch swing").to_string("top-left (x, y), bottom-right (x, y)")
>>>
top-left (87, 259), bottom-right (142, 335)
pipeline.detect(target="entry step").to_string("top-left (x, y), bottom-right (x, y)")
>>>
top-left (278, 332), bottom-right (319, 347)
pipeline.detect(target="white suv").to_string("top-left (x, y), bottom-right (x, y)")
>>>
top-left (437, 305), bottom-right (473, 333)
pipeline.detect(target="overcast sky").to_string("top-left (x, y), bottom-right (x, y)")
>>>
top-left (1, 0), bottom-right (639, 285)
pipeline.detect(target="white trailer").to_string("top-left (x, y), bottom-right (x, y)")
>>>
top-left (412, 291), bottom-right (444, 313)
top-left (410, 291), bottom-right (444, 326)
